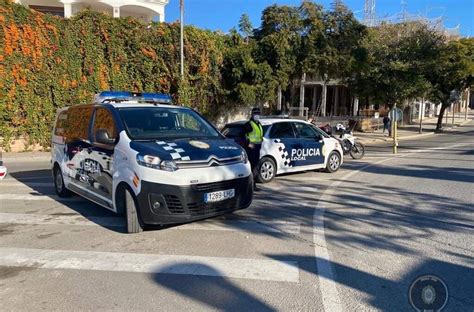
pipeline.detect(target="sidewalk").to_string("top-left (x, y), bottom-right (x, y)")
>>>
top-left (356, 113), bottom-right (472, 145)
top-left (0, 151), bottom-right (51, 163)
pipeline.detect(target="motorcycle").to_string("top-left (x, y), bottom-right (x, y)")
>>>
top-left (321, 123), bottom-right (365, 160)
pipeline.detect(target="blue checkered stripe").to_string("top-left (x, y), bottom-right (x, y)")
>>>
top-left (273, 139), bottom-right (293, 167)
top-left (156, 141), bottom-right (190, 161)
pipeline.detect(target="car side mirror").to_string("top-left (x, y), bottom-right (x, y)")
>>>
top-left (95, 129), bottom-right (115, 145)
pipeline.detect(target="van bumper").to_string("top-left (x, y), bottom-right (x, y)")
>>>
top-left (136, 176), bottom-right (253, 225)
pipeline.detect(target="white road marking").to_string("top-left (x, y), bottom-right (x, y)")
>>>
top-left (0, 212), bottom-right (300, 234)
top-left (0, 212), bottom-right (123, 227)
top-left (0, 247), bottom-right (299, 282)
top-left (0, 194), bottom-right (81, 202)
top-left (312, 142), bottom-right (474, 311)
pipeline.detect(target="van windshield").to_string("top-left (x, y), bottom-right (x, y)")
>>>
top-left (119, 107), bottom-right (221, 140)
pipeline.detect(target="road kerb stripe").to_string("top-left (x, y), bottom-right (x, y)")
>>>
top-left (0, 194), bottom-right (81, 202)
top-left (0, 182), bottom-right (54, 187)
top-left (0, 247), bottom-right (299, 282)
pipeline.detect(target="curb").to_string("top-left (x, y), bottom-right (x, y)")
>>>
top-left (1, 153), bottom-right (51, 163)
top-left (361, 131), bottom-right (435, 146)
top-left (359, 118), bottom-right (472, 146)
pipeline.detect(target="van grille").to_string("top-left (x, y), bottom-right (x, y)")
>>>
top-left (163, 194), bottom-right (185, 214)
top-left (192, 180), bottom-right (237, 192)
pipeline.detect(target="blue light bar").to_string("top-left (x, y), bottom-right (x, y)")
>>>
top-left (95, 91), bottom-right (172, 104)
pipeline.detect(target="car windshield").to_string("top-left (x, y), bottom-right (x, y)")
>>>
top-left (119, 107), bottom-right (221, 140)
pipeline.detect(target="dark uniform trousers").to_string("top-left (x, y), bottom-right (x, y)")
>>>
top-left (245, 143), bottom-right (261, 179)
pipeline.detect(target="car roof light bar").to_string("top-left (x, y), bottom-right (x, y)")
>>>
top-left (95, 91), bottom-right (172, 104)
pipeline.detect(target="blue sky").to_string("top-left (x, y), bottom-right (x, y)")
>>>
top-left (165, 0), bottom-right (473, 37)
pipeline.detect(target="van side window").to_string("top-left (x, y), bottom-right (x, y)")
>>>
top-left (92, 108), bottom-right (117, 142)
top-left (64, 106), bottom-right (93, 143)
top-left (54, 111), bottom-right (68, 136)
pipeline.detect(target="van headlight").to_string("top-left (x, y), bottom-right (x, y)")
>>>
top-left (240, 150), bottom-right (248, 164)
top-left (136, 154), bottom-right (178, 172)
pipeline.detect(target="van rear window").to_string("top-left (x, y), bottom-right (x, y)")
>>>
top-left (63, 106), bottom-right (93, 142)
top-left (54, 111), bottom-right (68, 136)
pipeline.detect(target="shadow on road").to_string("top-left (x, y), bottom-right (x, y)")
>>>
top-left (7, 170), bottom-right (126, 233)
top-left (151, 263), bottom-right (274, 311)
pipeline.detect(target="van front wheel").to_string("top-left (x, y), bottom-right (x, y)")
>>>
top-left (124, 188), bottom-right (144, 234)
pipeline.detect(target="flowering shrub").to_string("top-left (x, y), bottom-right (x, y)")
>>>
top-left (0, 2), bottom-right (226, 150)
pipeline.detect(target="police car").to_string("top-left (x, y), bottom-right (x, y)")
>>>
top-left (222, 118), bottom-right (344, 183)
top-left (0, 160), bottom-right (6, 180)
top-left (51, 91), bottom-right (253, 233)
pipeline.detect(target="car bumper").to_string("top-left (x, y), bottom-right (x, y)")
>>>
top-left (136, 176), bottom-right (253, 225)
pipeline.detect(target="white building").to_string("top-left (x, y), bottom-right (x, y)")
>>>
top-left (15, 0), bottom-right (168, 22)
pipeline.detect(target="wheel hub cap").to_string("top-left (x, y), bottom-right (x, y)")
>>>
top-left (260, 162), bottom-right (274, 180)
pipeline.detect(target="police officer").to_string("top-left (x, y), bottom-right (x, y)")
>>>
top-left (244, 107), bottom-right (264, 189)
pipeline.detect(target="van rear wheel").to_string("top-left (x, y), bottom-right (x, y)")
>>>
top-left (53, 166), bottom-right (72, 197)
top-left (124, 188), bottom-right (144, 234)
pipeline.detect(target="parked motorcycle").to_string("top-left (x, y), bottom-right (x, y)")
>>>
top-left (320, 123), bottom-right (365, 159)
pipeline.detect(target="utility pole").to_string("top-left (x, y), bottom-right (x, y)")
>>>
top-left (180, 0), bottom-right (184, 78)
top-left (452, 103), bottom-right (455, 127)
top-left (391, 108), bottom-right (398, 154)
top-left (419, 98), bottom-right (424, 134)
top-left (466, 89), bottom-right (470, 120)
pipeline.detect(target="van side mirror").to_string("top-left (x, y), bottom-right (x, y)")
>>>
top-left (95, 129), bottom-right (115, 145)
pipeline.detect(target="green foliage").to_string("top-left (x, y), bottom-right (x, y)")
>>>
top-left (426, 37), bottom-right (474, 129)
top-left (255, 5), bottom-right (303, 90)
top-left (221, 30), bottom-right (275, 107)
top-left (349, 22), bottom-right (443, 108)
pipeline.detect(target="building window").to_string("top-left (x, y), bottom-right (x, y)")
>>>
top-left (29, 5), bottom-right (64, 17)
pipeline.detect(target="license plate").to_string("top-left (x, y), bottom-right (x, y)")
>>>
top-left (204, 189), bottom-right (235, 203)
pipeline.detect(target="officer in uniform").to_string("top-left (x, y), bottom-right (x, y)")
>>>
top-left (244, 107), bottom-right (264, 189)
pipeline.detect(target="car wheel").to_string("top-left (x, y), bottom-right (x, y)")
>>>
top-left (257, 157), bottom-right (276, 183)
top-left (53, 166), bottom-right (72, 197)
top-left (124, 188), bottom-right (144, 234)
top-left (326, 151), bottom-right (341, 173)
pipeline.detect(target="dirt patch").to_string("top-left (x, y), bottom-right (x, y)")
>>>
top-left (0, 224), bottom-right (16, 236)
top-left (0, 266), bottom-right (36, 280)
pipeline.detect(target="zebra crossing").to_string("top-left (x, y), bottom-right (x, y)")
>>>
top-left (0, 176), bottom-right (302, 284)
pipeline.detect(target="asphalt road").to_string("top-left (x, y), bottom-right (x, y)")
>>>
top-left (0, 119), bottom-right (473, 311)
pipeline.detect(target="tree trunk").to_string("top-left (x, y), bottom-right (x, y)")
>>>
top-left (436, 104), bottom-right (448, 131)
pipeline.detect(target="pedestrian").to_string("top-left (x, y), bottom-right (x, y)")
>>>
top-left (244, 107), bottom-right (264, 191)
top-left (387, 117), bottom-right (392, 137)
top-left (383, 115), bottom-right (390, 135)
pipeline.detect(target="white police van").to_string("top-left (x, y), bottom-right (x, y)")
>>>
top-left (52, 92), bottom-right (253, 233)
top-left (222, 118), bottom-right (344, 183)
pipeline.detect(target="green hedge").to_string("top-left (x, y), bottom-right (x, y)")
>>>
top-left (0, 2), bottom-right (228, 150)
